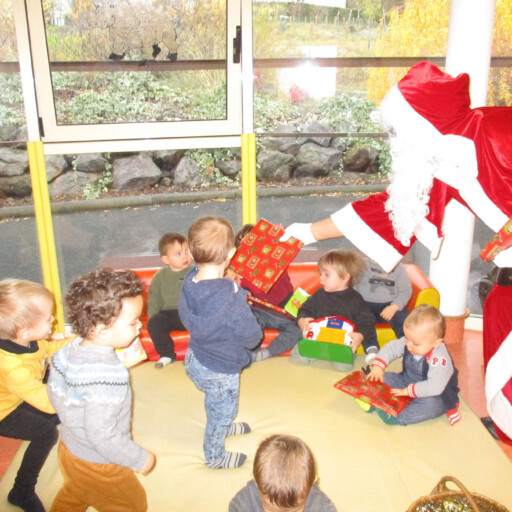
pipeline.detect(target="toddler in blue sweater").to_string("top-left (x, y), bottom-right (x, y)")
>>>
top-left (179, 216), bottom-right (263, 469)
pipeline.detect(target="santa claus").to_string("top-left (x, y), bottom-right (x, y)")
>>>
top-left (283, 61), bottom-right (512, 443)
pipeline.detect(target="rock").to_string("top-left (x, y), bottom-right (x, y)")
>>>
top-left (152, 149), bottom-right (185, 170)
top-left (0, 148), bottom-right (29, 177)
top-left (297, 121), bottom-right (334, 147)
top-left (173, 156), bottom-right (201, 187)
top-left (293, 143), bottom-right (343, 177)
top-left (272, 125), bottom-right (301, 155)
top-left (256, 150), bottom-right (295, 181)
top-left (342, 147), bottom-right (379, 173)
top-left (44, 154), bottom-right (68, 181)
top-left (74, 153), bottom-right (108, 173)
top-left (215, 158), bottom-right (241, 178)
top-left (48, 171), bottom-right (99, 198)
top-left (112, 154), bottom-right (162, 191)
top-left (0, 175), bottom-right (32, 197)
top-left (0, 124), bottom-right (18, 141)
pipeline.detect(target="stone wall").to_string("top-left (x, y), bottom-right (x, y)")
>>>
top-left (0, 120), bottom-right (380, 200)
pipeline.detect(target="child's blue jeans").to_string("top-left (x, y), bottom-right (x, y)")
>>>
top-left (384, 372), bottom-right (447, 425)
top-left (184, 349), bottom-right (240, 465)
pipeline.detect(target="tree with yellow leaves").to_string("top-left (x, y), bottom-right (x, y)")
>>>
top-left (367, 0), bottom-right (512, 106)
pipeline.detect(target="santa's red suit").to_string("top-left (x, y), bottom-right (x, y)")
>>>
top-left (331, 62), bottom-right (512, 272)
top-left (483, 269), bottom-right (512, 443)
top-left (327, 62), bottom-right (512, 442)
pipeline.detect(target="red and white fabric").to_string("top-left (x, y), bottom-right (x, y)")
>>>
top-left (484, 282), bottom-right (512, 443)
top-left (331, 62), bottom-right (512, 272)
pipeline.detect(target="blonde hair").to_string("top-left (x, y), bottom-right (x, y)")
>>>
top-left (254, 434), bottom-right (317, 510)
top-left (188, 216), bottom-right (235, 265)
top-left (0, 279), bottom-right (54, 339)
top-left (404, 304), bottom-right (446, 339)
top-left (318, 249), bottom-right (366, 287)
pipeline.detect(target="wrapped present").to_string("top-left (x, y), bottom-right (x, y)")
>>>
top-left (115, 337), bottom-right (148, 368)
top-left (305, 316), bottom-right (354, 346)
top-left (284, 287), bottom-right (310, 317)
top-left (334, 370), bottom-right (412, 417)
top-left (229, 219), bottom-right (303, 293)
top-left (480, 216), bottom-right (512, 261)
top-left (247, 295), bottom-right (294, 321)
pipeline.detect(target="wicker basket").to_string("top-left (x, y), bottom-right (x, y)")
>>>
top-left (407, 476), bottom-right (510, 512)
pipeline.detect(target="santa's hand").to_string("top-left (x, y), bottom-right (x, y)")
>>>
top-left (280, 223), bottom-right (316, 245)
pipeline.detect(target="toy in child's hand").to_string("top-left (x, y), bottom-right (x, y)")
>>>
top-left (284, 287), bottom-right (310, 317)
top-left (480, 216), bottom-right (512, 261)
top-left (334, 371), bottom-right (412, 417)
top-left (229, 219), bottom-right (303, 293)
top-left (305, 316), bottom-right (354, 346)
top-left (115, 337), bottom-right (148, 368)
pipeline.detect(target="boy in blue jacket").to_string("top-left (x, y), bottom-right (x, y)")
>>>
top-left (178, 216), bottom-right (263, 469)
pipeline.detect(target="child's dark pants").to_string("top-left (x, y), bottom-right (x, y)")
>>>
top-left (0, 401), bottom-right (59, 493)
top-left (147, 309), bottom-right (185, 360)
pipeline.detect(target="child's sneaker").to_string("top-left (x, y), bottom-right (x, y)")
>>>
top-left (365, 347), bottom-right (379, 365)
top-left (155, 356), bottom-right (174, 369)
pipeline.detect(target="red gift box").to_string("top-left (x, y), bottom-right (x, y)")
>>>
top-left (334, 371), bottom-right (412, 417)
top-left (229, 219), bottom-right (303, 293)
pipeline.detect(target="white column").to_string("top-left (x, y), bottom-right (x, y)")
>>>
top-left (428, 0), bottom-right (496, 317)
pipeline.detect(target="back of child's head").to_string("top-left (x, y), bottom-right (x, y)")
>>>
top-left (254, 434), bottom-right (317, 510)
top-left (158, 232), bottom-right (187, 256)
top-left (188, 216), bottom-right (235, 265)
top-left (66, 268), bottom-right (143, 339)
top-left (404, 304), bottom-right (446, 339)
top-left (318, 249), bottom-right (366, 287)
top-left (0, 279), bottom-right (54, 340)
top-left (235, 224), bottom-right (254, 248)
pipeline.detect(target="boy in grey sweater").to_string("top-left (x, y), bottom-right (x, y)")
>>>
top-left (48, 268), bottom-right (155, 512)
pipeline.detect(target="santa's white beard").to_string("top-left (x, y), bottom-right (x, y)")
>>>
top-left (385, 137), bottom-right (437, 246)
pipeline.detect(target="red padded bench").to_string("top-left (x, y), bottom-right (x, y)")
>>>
top-left (132, 263), bottom-right (439, 362)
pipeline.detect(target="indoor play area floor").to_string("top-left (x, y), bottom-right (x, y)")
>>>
top-left (1, 329), bottom-right (512, 511)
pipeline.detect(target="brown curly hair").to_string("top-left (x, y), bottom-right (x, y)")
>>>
top-left (66, 268), bottom-right (143, 339)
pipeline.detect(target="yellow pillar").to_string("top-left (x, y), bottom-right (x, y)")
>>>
top-left (241, 133), bottom-right (257, 225)
top-left (27, 141), bottom-right (65, 333)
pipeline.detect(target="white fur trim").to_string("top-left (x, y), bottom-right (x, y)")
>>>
top-left (433, 135), bottom-right (478, 188)
top-left (493, 246), bottom-right (512, 268)
top-left (485, 331), bottom-right (512, 438)
top-left (414, 218), bottom-right (444, 258)
top-left (330, 204), bottom-right (403, 272)
top-left (459, 179), bottom-right (508, 232)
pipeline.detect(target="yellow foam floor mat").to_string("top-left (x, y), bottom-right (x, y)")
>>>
top-left (2, 356), bottom-right (512, 511)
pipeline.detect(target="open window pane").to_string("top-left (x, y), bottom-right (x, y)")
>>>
top-left (26, 0), bottom-right (241, 143)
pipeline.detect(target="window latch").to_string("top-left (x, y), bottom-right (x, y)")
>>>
top-left (233, 25), bottom-right (241, 64)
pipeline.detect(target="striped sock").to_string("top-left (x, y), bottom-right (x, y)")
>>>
top-left (227, 422), bottom-right (251, 436)
top-left (207, 451), bottom-right (247, 469)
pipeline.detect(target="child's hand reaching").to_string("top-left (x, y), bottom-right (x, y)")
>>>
top-left (390, 387), bottom-right (409, 397)
top-left (348, 332), bottom-right (363, 353)
top-left (298, 317), bottom-right (312, 338)
top-left (367, 365), bottom-right (384, 383)
top-left (139, 451), bottom-right (156, 475)
top-left (380, 304), bottom-right (399, 321)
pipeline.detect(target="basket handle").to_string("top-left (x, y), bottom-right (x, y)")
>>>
top-left (433, 476), bottom-right (481, 512)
